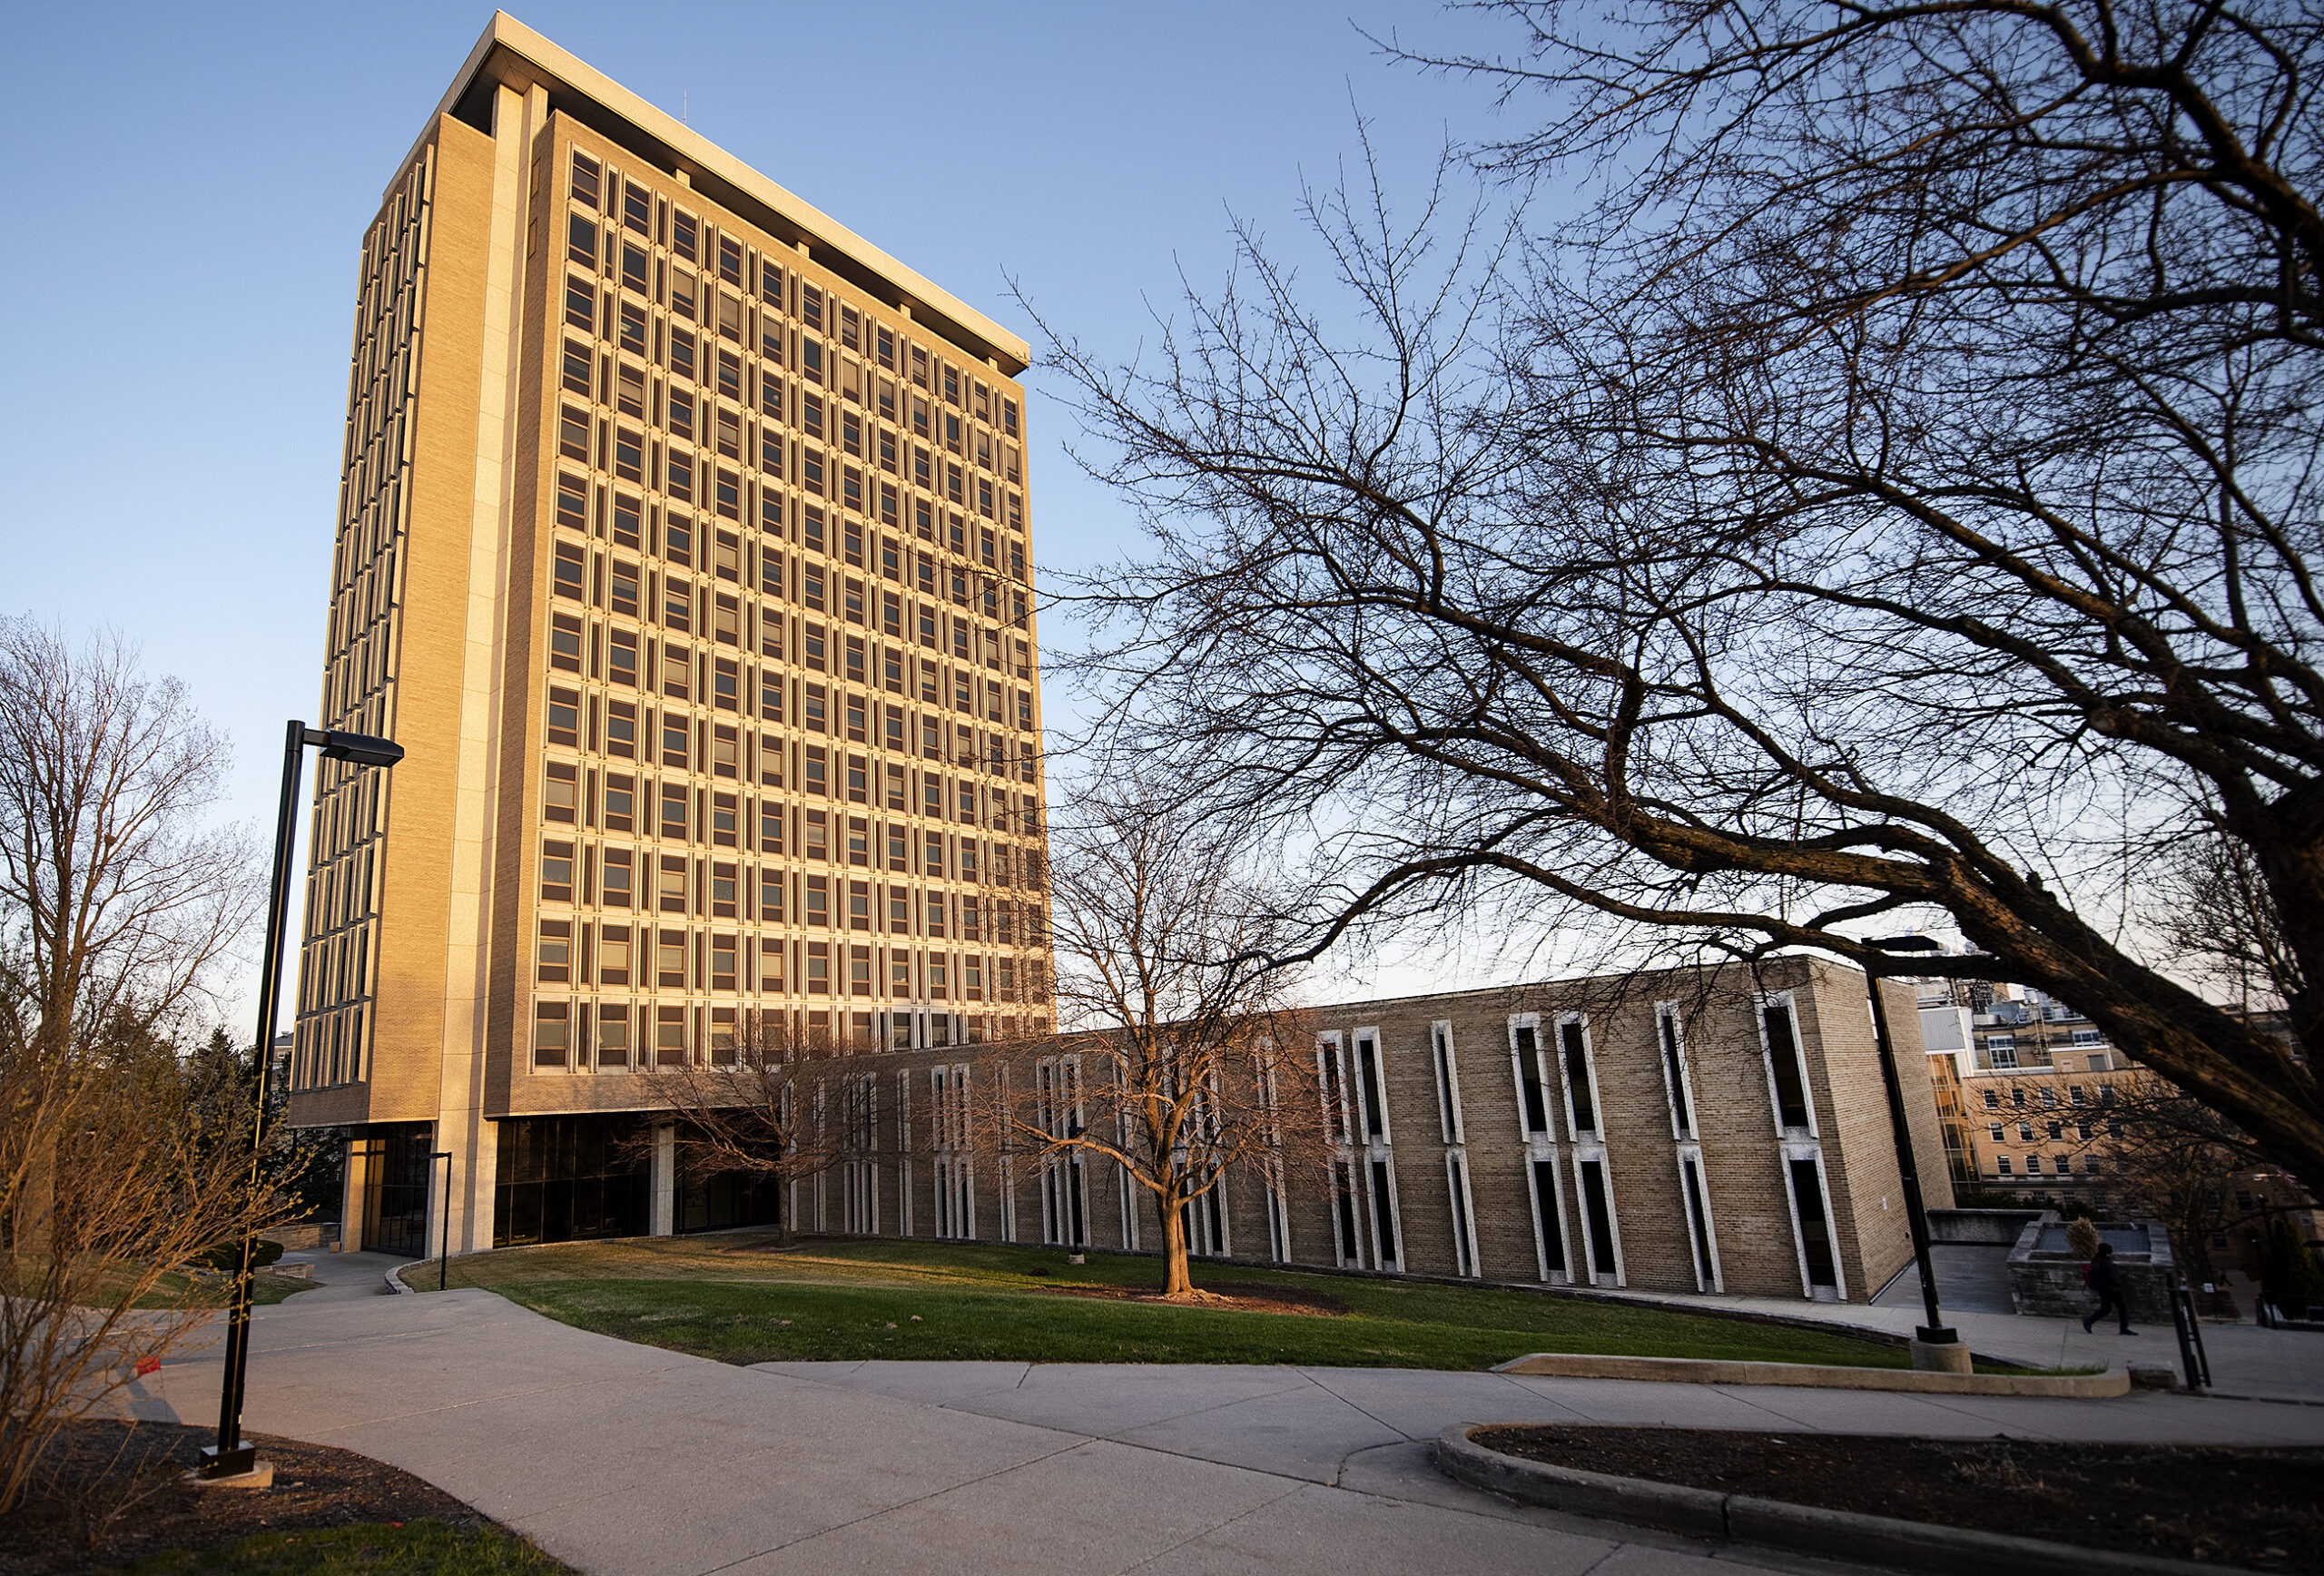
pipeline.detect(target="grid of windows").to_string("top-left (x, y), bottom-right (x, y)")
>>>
top-left (290, 149), bottom-right (433, 1094)
top-left (528, 135), bottom-right (1052, 1073)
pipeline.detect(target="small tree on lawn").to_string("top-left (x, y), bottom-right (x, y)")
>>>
top-left (980, 779), bottom-right (1324, 1299)
top-left (626, 1010), bottom-right (876, 1240)
top-left (0, 622), bottom-right (268, 1512)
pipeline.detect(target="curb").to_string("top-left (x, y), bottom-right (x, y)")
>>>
top-left (385, 1267), bottom-right (416, 1295)
top-left (1435, 1424), bottom-right (2228, 1576)
top-left (1492, 1350), bottom-right (2126, 1397)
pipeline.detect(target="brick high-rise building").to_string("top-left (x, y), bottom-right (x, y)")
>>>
top-left (282, 15), bottom-right (1053, 1256)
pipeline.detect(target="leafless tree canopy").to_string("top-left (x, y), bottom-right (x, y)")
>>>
top-left (977, 781), bottom-right (1325, 1296)
top-left (626, 1010), bottom-right (881, 1226)
top-left (1041, 3), bottom-right (2324, 1195)
top-left (0, 620), bottom-right (257, 1062)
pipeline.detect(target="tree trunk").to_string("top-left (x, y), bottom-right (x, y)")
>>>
top-left (1155, 1190), bottom-right (1195, 1297)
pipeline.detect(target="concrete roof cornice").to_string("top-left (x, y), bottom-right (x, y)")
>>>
top-left (399, 11), bottom-right (1030, 376)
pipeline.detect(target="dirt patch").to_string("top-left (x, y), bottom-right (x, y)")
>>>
top-left (1470, 1424), bottom-right (2323, 1572)
top-left (1, 1420), bottom-right (573, 1576)
top-left (1041, 1280), bottom-right (1349, 1317)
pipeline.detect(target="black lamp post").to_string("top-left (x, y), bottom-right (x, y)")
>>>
top-left (434, 1150), bottom-right (454, 1291)
top-left (1857, 932), bottom-right (1962, 1362)
top-left (202, 723), bottom-right (403, 1480)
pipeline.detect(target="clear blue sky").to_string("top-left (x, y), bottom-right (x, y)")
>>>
top-left (0, 2), bottom-right (1523, 1018)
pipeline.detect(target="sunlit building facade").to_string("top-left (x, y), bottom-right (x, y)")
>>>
top-left (282, 15), bottom-right (1053, 1255)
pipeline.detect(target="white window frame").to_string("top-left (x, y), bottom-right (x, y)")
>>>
top-left (1674, 1144), bottom-right (1722, 1293)
top-left (1443, 1152), bottom-right (1482, 1277)
top-left (1777, 1138), bottom-right (1847, 1301)
top-left (1361, 1153), bottom-right (1403, 1273)
top-left (1316, 1030), bottom-right (1353, 1145)
top-left (1568, 1150), bottom-right (1626, 1287)
top-left (1553, 1011), bottom-right (1606, 1141)
top-left (1523, 1150), bottom-right (1574, 1285)
top-left (1508, 1012), bottom-right (1551, 1140)
top-left (1431, 1019), bottom-right (1465, 1144)
top-left (1352, 1026), bottom-right (1393, 1147)
top-left (1755, 990), bottom-right (1821, 1138)
top-left (1654, 1000), bottom-right (1698, 1140)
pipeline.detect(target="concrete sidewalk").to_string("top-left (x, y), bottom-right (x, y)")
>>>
top-left (123, 1258), bottom-right (2324, 1576)
top-left (1567, 1281), bottom-right (2324, 1404)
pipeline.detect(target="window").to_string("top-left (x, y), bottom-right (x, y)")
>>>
top-left (655, 1006), bottom-right (686, 1066)
top-left (533, 1002), bottom-right (569, 1069)
top-left (566, 274), bottom-right (596, 331)
top-left (570, 151), bottom-right (601, 205)
top-left (551, 545), bottom-right (587, 605)
top-left (597, 926), bottom-right (631, 986)
top-left (561, 338), bottom-right (593, 396)
top-left (1981, 1088), bottom-right (2000, 1110)
top-left (540, 840), bottom-right (575, 903)
top-left (603, 774), bottom-right (635, 832)
top-left (537, 920), bottom-right (570, 982)
top-left (549, 612), bottom-right (583, 673)
top-left (543, 763), bottom-right (577, 822)
top-left (711, 933), bottom-right (737, 990)
top-left (1762, 997), bottom-right (1812, 1129)
top-left (601, 850), bottom-right (633, 907)
top-left (606, 698), bottom-right (636, 757)
top-left (547, 688), bottom-right (580, 748)
top-left (1560, 1019), bottom-right (1597, 1135)
top-left (556, 473), bottom-right (588, 532)
top-left (657, 856), bottom-right (687, 913)
top-left (1513, 1022), bottom-right (1550, 1135)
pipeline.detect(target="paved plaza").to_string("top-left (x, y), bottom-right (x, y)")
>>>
top-left (119, 1249), bottom-right (2324, 1576)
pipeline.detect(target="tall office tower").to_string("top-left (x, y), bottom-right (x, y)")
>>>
top-left (282, 15), bottom-right (1052, 1256)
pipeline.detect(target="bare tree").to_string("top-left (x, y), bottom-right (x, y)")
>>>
top-left (1040, 3), bottom-right (2324, 1195)
top-left (976, 780), bottom-right (1325, 1298)
top-left (0, 621), bottom-right (256, 1063)
top-left (0, 622), bottom-right (267, 1512)
top-left (2073, 1075), bottom-right (2265, 1285)
top-left (2155, 834), bottom-right (2307, 1018)
top-left (0, 1017), bottom-right (283, 1512)
top-left (625, 1010), bottom-right (877, 1239)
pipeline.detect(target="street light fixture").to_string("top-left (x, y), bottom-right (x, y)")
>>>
top-left (201, 722), bottom-right (403, 1481)
top-left (1856, 932), bottom-right (1965, 1369)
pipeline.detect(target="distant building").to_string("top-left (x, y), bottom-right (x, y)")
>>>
top-left (1916, 980), bottom-right (2141, 1192)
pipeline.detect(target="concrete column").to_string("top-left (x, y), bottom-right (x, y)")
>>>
top-left (340, 1136), bottom-right (370, 1253)
top-left (434, 77), bottom-right (546, 1255)
top-left (652, 1125), bottom-right (675, 1236)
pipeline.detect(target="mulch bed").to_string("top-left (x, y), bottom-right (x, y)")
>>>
top-left (2, 1420), bottom-right (570, 1576)
top-left (1470, 1424), bottom-right (2324, 1572)
top-left (1039, 1281), bottom-right (1351, 1317)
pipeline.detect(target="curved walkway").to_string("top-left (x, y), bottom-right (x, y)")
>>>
top-left (119, 1250), bottom-right (2324, 1576)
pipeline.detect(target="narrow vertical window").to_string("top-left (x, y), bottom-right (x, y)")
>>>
top-left (1514, 1024), bottom-right (1549, 1134)
top-left (1560, 1019), bottom-right (1596, 1134)
top-left (1789, 1157), bottom-right (1839, 1289)
top-left (1681, 1157), bottom-right (1716, 1285)
top-left (1660, 1008), bottom-right (1694, 1137)
top-left (1530, 1160), bottom-right (1566, 1279)
top-left (1765, 999), bottom-right (1813, 1129)
top-left (1578, 1159), bottom-right (1618, 1282)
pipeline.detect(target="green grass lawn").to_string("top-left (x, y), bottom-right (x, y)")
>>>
top-left (98, 1522), bottom-right (570, 1574)
top-left (129, 1266), bottom-right (318, 1309)
top-left (412, 1234), bottom-right (1923, 1372)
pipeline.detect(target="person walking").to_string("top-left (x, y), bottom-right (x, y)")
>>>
top-left (2082, 1242), bottom-right (2137, 1335)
